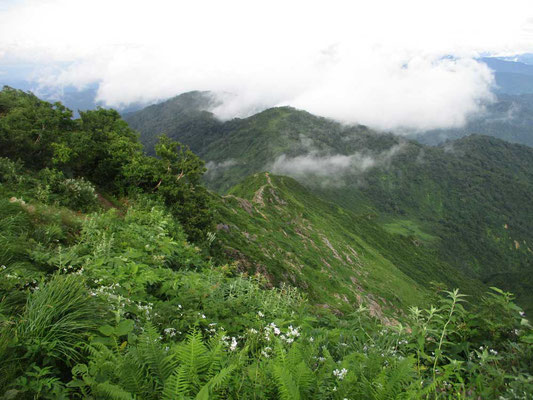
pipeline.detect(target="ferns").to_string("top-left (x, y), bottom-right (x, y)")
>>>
top-left (273, 364), bottom-right (301, 400)
top-left (162, 330), bottom-right (234, 399)
top-left (93, 382), bottom-right (135, 400)
top-left (271, 342), bottom-right (314, 400)
top-left (74, 328), bottom-right (238, 400)
top-left (360, 356), bottom-right (418, 400)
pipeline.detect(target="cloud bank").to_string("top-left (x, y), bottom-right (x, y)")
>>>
top-left (1, 0), bottom-right (533, 131)
top-left (205, 159), bottom-right (239, 180)
top-left (269, 141), bottom-right (405, 185)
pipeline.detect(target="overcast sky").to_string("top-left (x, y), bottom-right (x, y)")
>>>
top-left (1, 0), bottom-right (532, 131)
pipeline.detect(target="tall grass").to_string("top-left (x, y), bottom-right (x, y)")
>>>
top-left (0, 274), bottom-right (103, 394)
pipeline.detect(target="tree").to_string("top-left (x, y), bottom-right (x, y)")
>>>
top-left (0, 86), bottom-right (74, 169)
top-left (124, 135), bottom-right (214, 243)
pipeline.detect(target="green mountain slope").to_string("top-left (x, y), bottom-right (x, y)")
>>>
top-left (216, 172), bottom-right (483, 317)
top-left (126, 96), bottom-right (533, 312)
top-left (125, 100), bottom-right (399, 191)
top-left (122, 91), bottom-right (221, 154)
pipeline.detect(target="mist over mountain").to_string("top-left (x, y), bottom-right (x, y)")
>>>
top-left (413, 93), bottom-right (533, 146)
top-left (410, 57), bottom-right (533, 146)
top-left (125, 93), bottom-right (533, 314)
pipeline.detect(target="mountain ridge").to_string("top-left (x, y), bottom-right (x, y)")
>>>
top-left (125, 95), bottom-right (533, 313)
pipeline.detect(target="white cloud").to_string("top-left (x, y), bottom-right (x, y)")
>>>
top-left (0, 0), bottom-right (532, 131)
top-left (205, 159), bottom-right (239, 180)
top-left (269, 143), bottom-right (405, 182)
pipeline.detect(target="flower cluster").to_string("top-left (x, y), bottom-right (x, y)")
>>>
top-left (222, 336), bottom-right (238, 351)
top-left (163, 328), bottom-right (179, 337)
top-left (261, 346), bottom-right (272, 358)
top-left (280, 325), bottom-right (300, 344)
top-left (263, 322), bottom-right (301, 344)
top-left (333, 368), bottom-right (348, 380)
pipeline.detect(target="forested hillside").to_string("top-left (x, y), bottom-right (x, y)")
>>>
top-left (125, 94), bottom-right (533, 314)
top-left (1, 87), bottom-right (532, 398)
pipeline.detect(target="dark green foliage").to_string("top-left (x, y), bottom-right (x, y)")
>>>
top-left (0, 87), bottom-right (214, 243)
top-left (56, 107), bottom-right (142, 191)
top-left (0, 86), bottom-right (75, 170)
top-left (123, 135), bottom-right (214, 243)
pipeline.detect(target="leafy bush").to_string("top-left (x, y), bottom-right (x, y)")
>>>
top-left (0, 157), bottom-right (24, 184)
top-left (38, 168), bottom-right (99, 212)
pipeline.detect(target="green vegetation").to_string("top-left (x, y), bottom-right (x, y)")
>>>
top-left (0, 87), bottom-right (532, 398)
top-left (0, 86), bottom-right (213, 243)
top-left (216, 172), bottom-right (482, 313)
top-left (126, 94), bottom-right (533, 313)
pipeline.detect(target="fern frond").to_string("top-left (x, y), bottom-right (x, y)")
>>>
top-left (273, 364), bottom-right (300, 400)
top-left (195, 365), bottom-right (235, 399)
top-left (94, 381), bottom-right (134, 400)
top-left (162, 366), bottom-right (189, 400)
top-left (137, 323), bottom-right (178, 387)
top-left (174, 330), bottom-right (210, 388)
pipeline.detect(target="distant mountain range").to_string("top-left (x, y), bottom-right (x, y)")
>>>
top-left (124, 92), bottom-right (533, 313)
top-left (413, 93), bottom-right (533, 146)
top-left (480, 56), bottom-right (533, 95)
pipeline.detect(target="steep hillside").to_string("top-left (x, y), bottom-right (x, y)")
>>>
top-left (314, 136), bottom-right (533, 311)
top-left (216, 172), bottom-right (483, 317)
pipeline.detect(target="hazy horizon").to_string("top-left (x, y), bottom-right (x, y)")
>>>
top-left (1, 0), bottom-right (533, 132)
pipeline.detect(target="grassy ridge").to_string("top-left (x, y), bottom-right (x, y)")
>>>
top-left (216, 172), bottom-right (483, 316)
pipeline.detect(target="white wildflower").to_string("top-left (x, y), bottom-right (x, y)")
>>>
top-left (229, 337), bottom-right (238, 351)
top-left (333, 368), bottom-right (348, 380)
top-left (287, 325), bottom-right (300, 337)
top-left (164, 328), bottom-right (177, 337)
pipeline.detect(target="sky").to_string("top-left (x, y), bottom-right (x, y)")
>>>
top-left (0, 0), bottom-right (532, 132)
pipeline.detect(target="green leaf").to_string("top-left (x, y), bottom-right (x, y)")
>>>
top-left (520, 334), bottom-right (533, 344)
top-left (116, 320), bottom-right (135, 336)
top-left (99, 325), bottom-right (115, 337)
